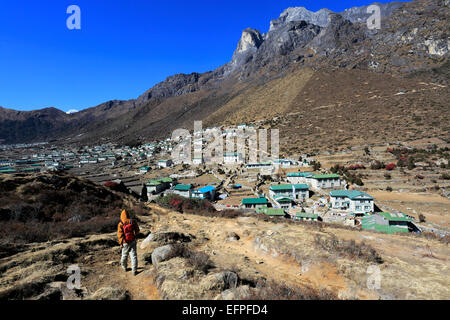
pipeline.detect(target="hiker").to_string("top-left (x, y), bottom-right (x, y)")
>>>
top-left (117, 209), bottom-right (140, 276)
top-left (141, 183), bottom-right (148, 202)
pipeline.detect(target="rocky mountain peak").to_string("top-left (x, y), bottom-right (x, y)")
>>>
top-left (235, 28), bottom-right (264, 54)
top-left (270, 7), bottom-right (332, 31)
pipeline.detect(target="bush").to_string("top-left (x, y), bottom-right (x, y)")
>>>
top-left (440, 173), bottom-right (450, 180)
top-left (247, 280), bottom-right (338, 300)
top-left (386, 186), bottom-right (393, 192)
top-left (155, 194), bottom-right (237, 218)
top-left (171, 244), bottom-right (213, 274)
top-left (386, 163), bottom-right (397, 171)
top-left (370, 161), bottom-right (385, 170)
top-left (348, 164), bottom-right (366, 171)
top-left (419, 214), bottom-right (426, 223)
top-left (314, 235), bottom-right (383, 264)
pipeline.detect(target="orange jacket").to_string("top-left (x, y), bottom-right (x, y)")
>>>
top-left (117, 210), bottom-right (140, 245)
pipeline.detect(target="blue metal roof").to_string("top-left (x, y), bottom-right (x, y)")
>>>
top-left (195, 185), bottom-right (216, 193)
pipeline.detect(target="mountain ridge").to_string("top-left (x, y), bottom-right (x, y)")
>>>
top-left (1, 0), bottom-right (448, 145)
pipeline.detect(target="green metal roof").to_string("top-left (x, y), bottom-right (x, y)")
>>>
top-left (295, 212), bottom-right (319, 219)
top-left (293, 184), bottom-right (309, 190)
top-left (270, 184), bottom-right (309, 191)
top-left (287, 172), bottom-right (313, 177)
top-left (147, 179), bottom-right (163, 186)
top-left (256, 207), bottom-right (285, 216)
top-left (174, 184), bottom-right (193, 191)
top-left (362, 223), bottom-right (409, 234)
top-left (242, 198), bottom-right (268, 205)
top-left (274, 196), bottom-right (293, 203)
top-left (330, 190), bottom-right (374, 200)
top-left (22, 167), bottom-right (40, 172)
top-left (378, 212), bottom-right (412, 222)
top-left (159, 177), bottom-right (174, 183)
top-left (0, 169), bottom-right (18, 173)
top-left (313, 174), bottom-right (340, 180)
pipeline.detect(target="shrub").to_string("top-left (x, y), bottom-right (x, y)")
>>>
top-left (386, 163), bottom-right (397, 171)
top-left (314, 235), bottom-right (383, 264)
top-left (171, 244), bottom-right (213, 274)
top-left (419, 214), bottom-right (426, 223)
top-left (348, 164), bottom-right (366, 171)
top-left (103, 181), bottom-right (118, 189)
top-left (386, 186), bottom-right (393, 192)
top-left (370, 161), bottom-right (385, 170)
top-left (155, 194), bottom-right (221, 217)
top-left (247, 280), bottom-right (338, 300)
top-left (440, 173), bottom-right (450, 180)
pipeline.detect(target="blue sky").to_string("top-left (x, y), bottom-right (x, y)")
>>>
top-left (0, 0), bottom-right (397, 112)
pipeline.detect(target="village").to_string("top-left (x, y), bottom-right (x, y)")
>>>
top-left (1, 122), bottom-right (449, 239)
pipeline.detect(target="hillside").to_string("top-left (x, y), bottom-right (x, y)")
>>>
top-left (0, 0), bottom-right (448, 147)
top-left (1, 195), bottom-right (448, 300)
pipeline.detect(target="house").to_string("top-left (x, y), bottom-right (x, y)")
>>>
top-left (362, 212), bottom-right (414, 234)
top-left (158, 160), bottom-right (173, 168)
top-left (241, 197), bottom-right (268, 209)
top-left (224, 153), bottom-right (243, 164)
top-left (269, 184), bottom-right (310, 203)
top-left (256, 207), bottom-right (286, 217)
top-left (330, 190), bottom-right (374, 214)
top-left (246, 162), bottom-right (273, 169)
top-left (146, 180), bottom-right (166, 195)
top-left (159, 177), bottom-right (176, 188)
top-left (293, 212), bottom-right (320, 222)
top-left (193, 156), bottom-right (204, 165)
top-left (22, 167), bottom-right (41, 173)
top-left (0, 169), bottom-right (18, 174)
top-left (273, 196), bottom-right (294, 210)
top-left (173, 184), bottom-right (194, 198)
top-left (273, 159), bottom-right (295, 168)
top-left (311, 174), bottom-right (342, 189)
top-left (139, 166), bottom-right (151, 174)
top-left (191, 185), bottom-right (216, 200)
top-left (286, 172), bottom-right (314, 184)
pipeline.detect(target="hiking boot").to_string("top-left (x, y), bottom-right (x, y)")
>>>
top-left (121, 265), bottom-right (128, 272)
top-left (132, 270), bottom-right (137, 276)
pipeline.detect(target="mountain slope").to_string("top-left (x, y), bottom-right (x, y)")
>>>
top-left (0, 0), bottom-right (448, 145)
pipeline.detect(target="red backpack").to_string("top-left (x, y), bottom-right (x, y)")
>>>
top-left (122, 219), bottom-right (135, 243)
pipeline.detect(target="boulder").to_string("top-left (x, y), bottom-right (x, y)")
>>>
top-left (200, 271), bottom-right (239, 292)
top-left (221, 285), bottom-right (251, 300)
top-left (226, 232), bottom-right (240, 242)
top-left (151, 244), bottom-right (182, 266)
